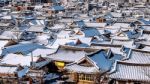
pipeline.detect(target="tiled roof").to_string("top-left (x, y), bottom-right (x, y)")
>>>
top-left (47, 48), bottom-right (86, 62)
top-left (123, 50), bottom-right (150, 64)
top-left (0, 65), bottom-right (17, 74)
top-left (88, 50), bottom-right (113, 71)
top-left (109, 61), bottom-right (150, 82)
top-left (65, 64), bottom-right (99, 73)
top-left (1, 43), bottom-right (46, 56)
top-left (82, 28), bottom-right (100, 37)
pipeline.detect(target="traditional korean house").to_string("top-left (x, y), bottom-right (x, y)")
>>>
top-left (0, 31), bottom-right (20, 40)
top-left (65, 37), bottom-right (92, 48)
top-left (0, 64), bottom-right (29, 84)
top-left (82, 28), bottom-right (101, 37)
top-left (47, 5), bottom-right (65, 15)
top-left (90, 29), bottom-right (113, 45)
top-left (138, 18), bottom-right (150, 25)
top-left (91, 43), bottom-right (121, 49)
top-left (28, 19), bottom-right (46, 26)
top-left (64, 59), bottom-right (100, 84)
top-left (1, 42), bottom-right (46, 56)
top-left (110, 12), bottom-right (123, 18)
top-left (0, 16), bottom-right (15, 30)
top-left (64, 49), bottom-right (113, 84)
top-left (113, 28), bottom-right (142, 40)
top-left (26, 69), bottom-right (45, 84)
top-left (30, 48), bottom-right (57, 57)
top-left (107, 47), bottom-right (150, 84)
top-left (95, 16), bottom-right (106, 23)
top-left (68, 28), bottom-right (101, 38)
top-left (4, 39), bottom-right (18, 47)
top-left (0, 53), bottom-right (39, 67)
top-left (111, 39), bottom-right (135, 48)
top-left (109, 61), bottom-right (150, 84)
top-left (20, 31), bottom-right (36, 41)
top-left (26, 25), bottom-right (45, 34)
top-left (0, 40), bottom-right (9, 50)
top-left (47, 47), bottom-right (87, 70)
top-left (122, 49), bottom-right (150, 64)
top-left (0, 22), bottom-right (13, 31)
top-left (70, 20), bottom-right (86, 29)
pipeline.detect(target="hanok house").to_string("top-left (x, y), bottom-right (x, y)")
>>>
top-left (26, 69), bottom-right (45, 84)
top-left (0, 16), bottom-right (15, 31)
top-left (65, 38), bottom-right (92, 48)
top-left (46, 5), bottom-right (65, 15)
top-left (0, 64), bottom-right (29, 84)
top-left (47, 47), bottom-right (87, 70)
top-left (95, 16), bottom-right (106, 23)
top-left (26, 25), bottom-right (45, 35)
top-left (107, 49), bottom-right (150, 84)
top-left (64, 49), bottom-right (113, 84)
top-left (0, 22), bottom-right (12, 32)
top-left (69, 28), bottom-right (100, 38)
top-left (108, 61), bottom-right (150, 84)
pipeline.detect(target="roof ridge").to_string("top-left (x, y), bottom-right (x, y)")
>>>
top-left (118, 61), bottom-right (150, 66)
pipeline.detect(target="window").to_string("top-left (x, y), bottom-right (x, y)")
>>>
top-left (78, 74), bottom-right (94, 81)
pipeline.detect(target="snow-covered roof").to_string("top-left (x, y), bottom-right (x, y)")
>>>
top-left (65, 37), bottom-right (92, 47)
top-left (24, 16), bottom-right (35, 20)
top-left (85, 23), bottom-right (106, 27)
top-left (124, 29), bottom-right (141, 39)
top-left (1, 15), bottom-right (12, 20)
top-left (50, 24), bottom-right (66, 29)
top-left (142, 46), bottom-right (150, 51)
top-left (50, 38), bottom-right (76, 48)
top-left (1, 43), bottom-right (46, 56)
top-left (0, 31), bottom-right (18, 40)
top-left (109, 61), bottom-right (150, 82)
top-left (138, 18), bottom-right (150, 25)
top-left (105, 23), bottom-right (130, 29)
top-left (34, 5), bottom-right (43, 10)
top-left (57, 30), bottom-right (70, 39)
top-left (110, 12), bottom-right (122, 18)
top-left (27, 25), bottom-right (44, 32)
top-left (0, 65), bottom-right (17, 74)
top-left (17, 67), bottom-right (29, 78)
top-left (1, 54), bottom-right (39, 66)
top-left (75, 20), bottom-right (86, 28)
top-left (111, 36), bottom-right (129, 40)
top-left (88, 50), bottom-right (113, 71)
top-left (0, 40), bottom-right (9, 48)
top-left (43, 73), bottom-right (61, 81)
top-left (65, 64), bottom-right (99, 73)
top-left (111, 39), bottom-right (134, 47)
top-left (33, 59), bottom-right (51, 69)
top-left (29, 48), bottom-right (57, 57)
top-left (34, 34), bottom-right (49, 45)
top-left (82, 28), bottom-right (100, 37)
top-left (48, 48), bottom-right (86, 62)
top-left (0, 23), bottom-right (10, 27)
top-left (123, 50), bottom-right (150, 64)
top-left (29, 20), bottom-right (46, 26)
top-left (79, 37), bottom-right (92, 45)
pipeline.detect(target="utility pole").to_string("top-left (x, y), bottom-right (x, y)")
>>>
top-left (31, 51), bottom-right (34, 68)
top-left (15, 18), bottom-right (20, 41)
